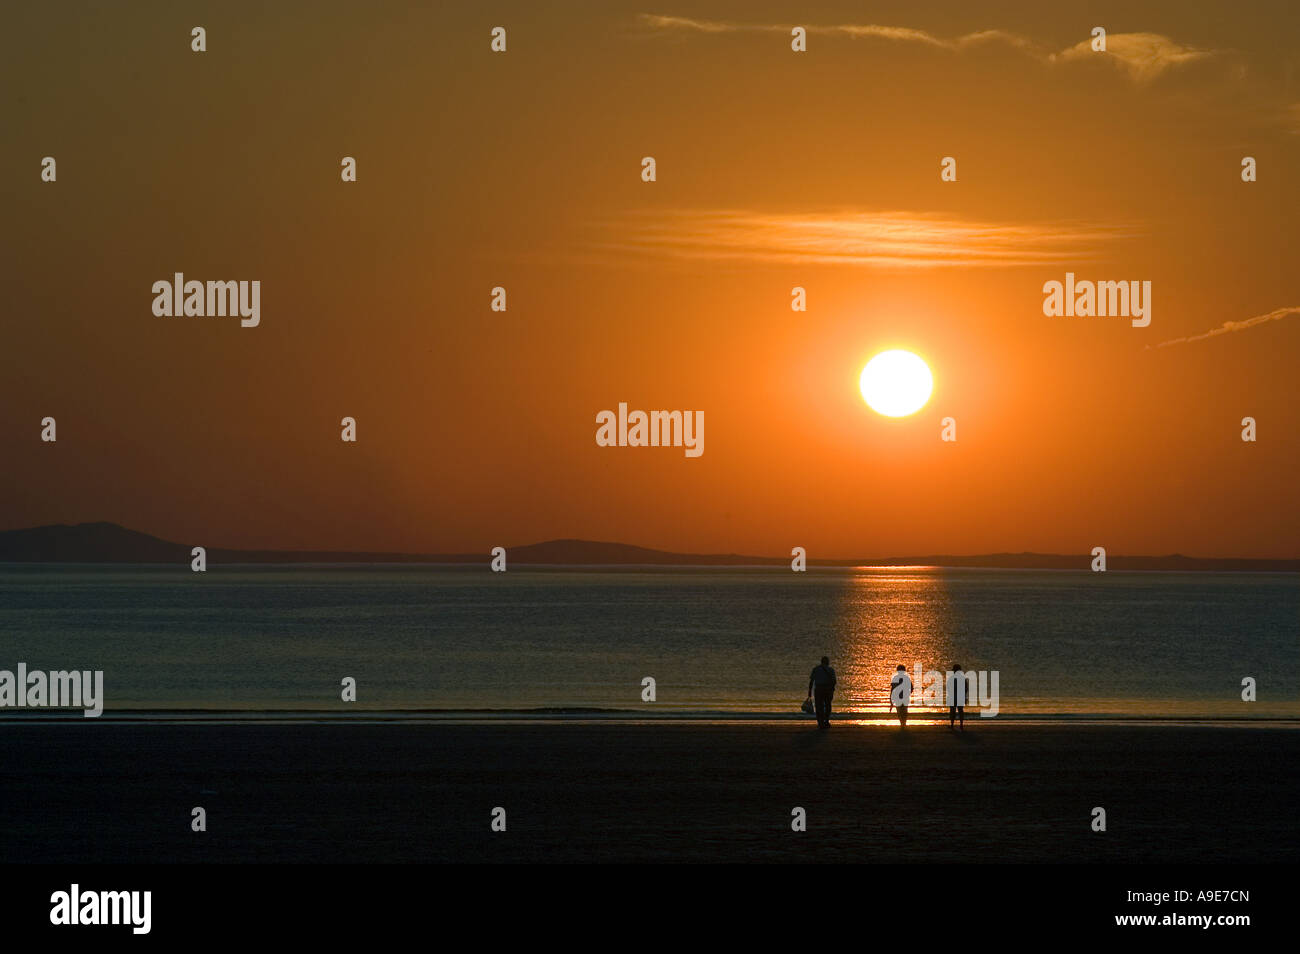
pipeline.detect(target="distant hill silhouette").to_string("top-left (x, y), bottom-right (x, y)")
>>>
top-left (0, 522), bottom-right (189, 563)
top-left (0, 522), bottom-right (1295, 571)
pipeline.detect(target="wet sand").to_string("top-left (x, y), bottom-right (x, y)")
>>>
top-left (3, 721), bottom-right (1296, 863)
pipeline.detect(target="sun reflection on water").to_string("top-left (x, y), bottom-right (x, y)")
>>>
top-left (834, 568), bottom-right (963, 716)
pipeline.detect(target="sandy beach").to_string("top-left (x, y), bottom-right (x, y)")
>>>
top-left (3, 721), bottom-right (1296, 864)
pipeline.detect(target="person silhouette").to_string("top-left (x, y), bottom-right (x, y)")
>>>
top-left (948, 663), bottom-right (966, 731)
top-left (889, 664), bottom-right (912, 727)
top-left (807, 656), bottom-right (837, 729)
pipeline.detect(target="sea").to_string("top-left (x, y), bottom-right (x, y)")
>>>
top-left (1, 565), bottom-right (1296, 718)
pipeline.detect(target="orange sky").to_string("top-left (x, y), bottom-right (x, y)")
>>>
top-left (2, 1), bottom-right (1298, 557)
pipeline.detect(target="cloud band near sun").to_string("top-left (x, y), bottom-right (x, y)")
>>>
top-left (594, 210), bottom-right (1136, 269)
top-left (636, 14), bottom-right (1216, 83)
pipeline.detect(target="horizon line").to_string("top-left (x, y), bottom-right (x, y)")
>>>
top-left (1, 521), bottom-right (1297, 569)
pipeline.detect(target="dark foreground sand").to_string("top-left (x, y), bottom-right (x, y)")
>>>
top-left (2, 722), bottom-right (1296, 863)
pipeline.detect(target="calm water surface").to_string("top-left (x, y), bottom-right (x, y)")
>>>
top-left (1, 565), bottom-right (1295, 716)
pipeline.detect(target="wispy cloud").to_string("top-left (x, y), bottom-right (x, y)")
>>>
top-left (594, 209), bottom-right (1135, 269)
top-left (638, 14), bottom-right (742, 35)
top-left (636, 14), bottom-right (1040, 51)
top-left (1152, 306), bottom-right (1300, 349)
top-left (1051, 32), bottom-right (1214, 83)
top-left (637, 14), bottom-right (1215, 82)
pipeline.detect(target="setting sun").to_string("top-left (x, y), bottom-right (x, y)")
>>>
top-left (859, 350), bottom-right (934, 417)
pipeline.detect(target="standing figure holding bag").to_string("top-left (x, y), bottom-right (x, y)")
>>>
top-left (806, 656), bottom-right (837, 729)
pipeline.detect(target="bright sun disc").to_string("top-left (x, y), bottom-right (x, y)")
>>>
top-left (859, 350), bottom-right (933, 417)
